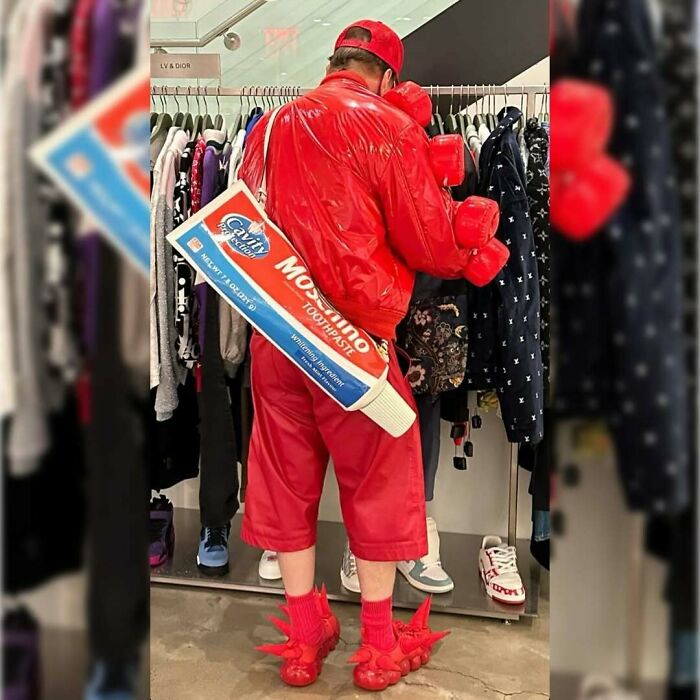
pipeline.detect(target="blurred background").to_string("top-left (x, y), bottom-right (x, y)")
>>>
top-left (0, 0), bottom-right (697, 699)
top-left (1, 0), bottom-right (150, 698)
top-left (550, 1), bottom-right (697, 698)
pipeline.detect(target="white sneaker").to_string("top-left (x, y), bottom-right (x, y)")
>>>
top-left (258, 550), bottom-right (282, 580)
top-left (478, 535), bottom-right (525, 605)
top-left (340, 540), bottom-right (360, 593)
top-left (397, 517), bottom-right (455, 593)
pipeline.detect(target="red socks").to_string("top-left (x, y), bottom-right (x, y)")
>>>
top-left (285, 590), bottom-right (324, 646)
top-left (286, 591), bottom-right (396, 651)
top-left (360, 597), bottom-right (396, 651)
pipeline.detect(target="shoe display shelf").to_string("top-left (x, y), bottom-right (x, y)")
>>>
top-left (151, 508), bottom-right (541, 621)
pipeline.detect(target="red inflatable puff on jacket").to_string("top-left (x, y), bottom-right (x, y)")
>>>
top-left (383, 80), bottom-right (433, 127)
top-left (550, 153), bottom-right (629, 241)
top-left (464, 238), bottom-right (510, 287)
top-left (550, 79), bottom-right (612, 171)
top-left (429, 135), bottom-right (465, 187)
top-left (454, 196), bottom-right (500, 249)
top-left (550, 78), bottom-right (630, 241)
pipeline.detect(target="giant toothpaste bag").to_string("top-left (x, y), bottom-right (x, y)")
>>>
top-left (167, 108), bottom-right (416, 437)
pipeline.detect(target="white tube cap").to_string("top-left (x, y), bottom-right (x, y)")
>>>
top-left (360, 381), bottom-right (417, 437)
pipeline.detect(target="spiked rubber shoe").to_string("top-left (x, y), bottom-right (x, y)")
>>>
top-left (349, 597), bottom-right (449, 691)
top-left (256, 585), bottom-right (340, 687)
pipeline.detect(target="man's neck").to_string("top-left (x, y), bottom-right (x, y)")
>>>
top-left (322, 69), bottom-right (373, 91)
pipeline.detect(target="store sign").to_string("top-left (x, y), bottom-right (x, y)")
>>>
top-left (31, 67), bottom-right (150, 275)
top-left (151, 53), bottom-right (221, 79)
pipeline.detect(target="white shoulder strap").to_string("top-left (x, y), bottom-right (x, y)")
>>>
top-left (257, 106), bottom-right (283, 205)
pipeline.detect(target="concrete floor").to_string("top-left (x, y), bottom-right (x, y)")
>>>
top-left (151, 584), bottom-right (549, 699)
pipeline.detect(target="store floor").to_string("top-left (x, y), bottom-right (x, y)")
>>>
top-left (151, 581), bottom-right (550, 699)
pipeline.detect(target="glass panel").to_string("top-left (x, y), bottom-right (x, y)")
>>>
top-left (151, 0), bottom-right (459, 88)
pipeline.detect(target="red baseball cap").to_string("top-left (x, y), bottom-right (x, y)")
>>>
top-left (334, 19), bottom-right (404, 77)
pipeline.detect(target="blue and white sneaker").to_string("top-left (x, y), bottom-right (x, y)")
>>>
top-left (197, 525), bottom-right (231, 576)
top-left (397, 517), bottom-right (454, 593)
top-left (340, 540), bottom-right (360, 593)
top-left (84, 660), bottom-right (137, 700)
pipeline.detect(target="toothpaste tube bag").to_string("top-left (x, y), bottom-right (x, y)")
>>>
top-left (167, 107), bottom-right (416, 437)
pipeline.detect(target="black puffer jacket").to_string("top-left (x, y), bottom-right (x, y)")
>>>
top-left (464, 106), bottom-right (544, 445)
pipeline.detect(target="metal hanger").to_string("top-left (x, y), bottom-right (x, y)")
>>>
top-left (486, 85), bottom-right (496, 130)
top-left (540, 87), bottom-right (546, 122)
top-left (150, 92), bottom-right (158, 130)
top-left (175, 91), bottom-right (193, 137)
top-left (151, 89), bottom-right (172, 142)
top-left (202, 90), bottom-right (214, 132)
top-left (227, 88), bottom-right (243, 142)
top-left (513, 85), bottom-right (524, 137)
top-left (172, 91), bottom-right (185, 128)
top-left (191, 88), bottom-right (204, 139)
top-left (457, 85), bottom-right (467, 140)
top-left (446, 85), bottom-right (460, 135)
top-left (180, 89), bottom-right (193, 137)
top-left (214, 87), bottom-right (225, 131)
top-left (473, 85), bottom-right (484, 129)
top-left (428, 85), bottom-right (444, 135)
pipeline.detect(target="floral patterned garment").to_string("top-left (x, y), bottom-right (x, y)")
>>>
top-left (404, 296), bottom-right (468, 396)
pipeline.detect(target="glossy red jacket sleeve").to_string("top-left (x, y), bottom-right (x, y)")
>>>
top-left (376, 122), bottom-right (470, 279)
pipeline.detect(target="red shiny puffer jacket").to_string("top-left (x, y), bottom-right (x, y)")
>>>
top-left (239, 70), bottom-right (473, 340)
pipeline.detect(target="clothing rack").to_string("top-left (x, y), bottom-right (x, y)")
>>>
top-left (150, 81), bottom-right (547, 621)
top-left (150, 84), bottom-right (550, 122)
top-left (150, 81), bottom-right (544, 547)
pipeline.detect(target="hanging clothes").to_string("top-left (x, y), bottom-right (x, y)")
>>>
top-left (523, 118), bottom-right (550, 392)
top-left (2, 0), bottom-right (57, 475)
top-left (152, 129), bottom-right (188, 421)
top-left (82, 0), bottom-right (149, 673)
top-left (465, 106), bottom-right (544, 445)
top-left (396, 120), bottom-right (479, 501)
top-left (69, 0), bottom-right (96, 110)
top-left (554, 0), bottom-right (689, 514)
top-left (227, 128), bottom-right (247, 187)
top-left (194, 132), bottom-right (241, 529)
top-left (518, 116), bottom-right (551, 567)
top-left (650, 0), bottom-right (697, 689)
top-left (172, 137), bottom-right (200, 369)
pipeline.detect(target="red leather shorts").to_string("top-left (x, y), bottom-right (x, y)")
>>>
top-left (240, 333), bottom-right (427, 561)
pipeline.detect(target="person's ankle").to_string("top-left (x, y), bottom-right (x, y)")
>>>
top-left (286, 589), bottom-right (324, 646)
top-left (360, 597), bottom-right (395, 650)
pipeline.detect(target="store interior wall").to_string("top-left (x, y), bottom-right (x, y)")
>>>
top-left (401, 0), bottom-right (549, 87)
top-left (552, 426), bottom-right (670, 682)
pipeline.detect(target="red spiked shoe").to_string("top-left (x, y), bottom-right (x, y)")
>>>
top-left (256, 585), bottom-right (340, 687)
top-left (349, 597), bottom-right (449, 691)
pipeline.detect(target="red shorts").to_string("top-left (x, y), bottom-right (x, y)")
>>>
top-left (240, 333), bottom-right (427, 561)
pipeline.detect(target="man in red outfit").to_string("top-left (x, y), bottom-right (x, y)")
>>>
top-left (239, 20), bottom-right (504, 690)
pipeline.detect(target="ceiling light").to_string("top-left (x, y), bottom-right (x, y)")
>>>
top-left (321, 21), bottom-right (331, 26)
top-left (313, 18), bottom-right (322, 22)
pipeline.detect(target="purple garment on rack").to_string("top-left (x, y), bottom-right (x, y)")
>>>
top-left (79, 234), bottom-right (101, 354)
top-left (82, 0), bottom-right (141, 352)
top-left (89, 0), bottom-right (140, 94)
top-left (195, 145), bottom-right (225, 353)
top-left (200, 146), bottom-right (223, 208)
